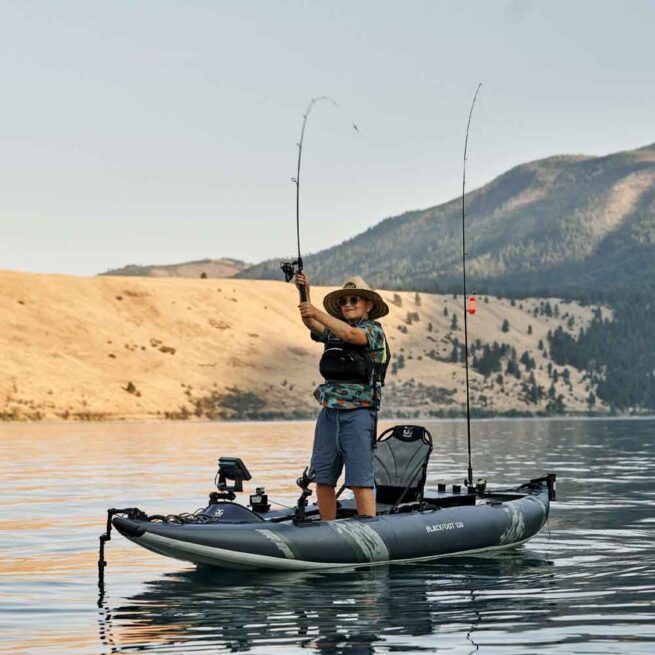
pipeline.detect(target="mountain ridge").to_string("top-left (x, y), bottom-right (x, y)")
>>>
top-left (237, 142), bottom-right (655, 299)
top-left (101, 257), bottom-right (249, 279)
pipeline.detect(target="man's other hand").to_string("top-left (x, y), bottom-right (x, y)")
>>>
top-left (299, 302), bottom-right (318, 320)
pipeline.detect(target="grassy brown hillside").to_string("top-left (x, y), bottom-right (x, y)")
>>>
top-left (0, 271), bottom-right (606, 421)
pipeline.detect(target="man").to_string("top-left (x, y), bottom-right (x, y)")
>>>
top-left (295, 271), bottom-right (389, 520)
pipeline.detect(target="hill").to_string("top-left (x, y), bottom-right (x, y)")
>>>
top-left (238, 143), bottom-right (655, 299)
top-left (0, 271), bottom-right (603, 421)
top-left (101, 258), bottom-right (249, 279)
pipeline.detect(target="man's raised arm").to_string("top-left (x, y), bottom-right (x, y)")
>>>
top-left (295, 272), bottom-right (325, 335)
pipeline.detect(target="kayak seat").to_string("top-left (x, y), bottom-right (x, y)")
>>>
top-left (374, 425), bottom-right (433, 506)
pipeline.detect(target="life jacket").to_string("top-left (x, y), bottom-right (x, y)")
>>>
top-left (319, 321), bottom-right (391, 389)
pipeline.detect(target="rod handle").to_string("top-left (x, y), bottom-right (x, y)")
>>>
top-left (298, 285), bottom-right (307, 302)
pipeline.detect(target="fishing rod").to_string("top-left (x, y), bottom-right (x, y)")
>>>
top-left (461, 83), bottom-right (482, 490)
top-left (281, 96), bottom-right (338, 302)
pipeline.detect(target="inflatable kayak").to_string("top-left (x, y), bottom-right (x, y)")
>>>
top-left (101, 425), bottom-right (556, 572)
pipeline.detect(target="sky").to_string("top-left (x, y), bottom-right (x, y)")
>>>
top-left (0, 0), bottom-right (653, 276)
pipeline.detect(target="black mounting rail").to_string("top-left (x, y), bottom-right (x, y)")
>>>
top-left (293, 466), bottom-right (316, 524)
top-left (98, 507), bottom-right (147, 584)
top-left (519, 473), bottom-right (557, 501)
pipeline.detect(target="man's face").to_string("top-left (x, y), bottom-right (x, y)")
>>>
top-left (339, 295), bottom-right (373, 321)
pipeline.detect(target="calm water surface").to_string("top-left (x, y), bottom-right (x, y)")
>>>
top-left (0, 418), bottom-right (654, 654)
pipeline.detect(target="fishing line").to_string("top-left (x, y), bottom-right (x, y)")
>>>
top-left (546, 514), bottom-right (551, 544)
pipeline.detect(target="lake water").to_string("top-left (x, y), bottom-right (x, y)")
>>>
top-left (1, 418), bottom-right (654, 654)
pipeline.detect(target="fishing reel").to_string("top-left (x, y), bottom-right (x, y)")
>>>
top-left (281, 257), bottom-right (307, 301)
top-left (280, 258), bottom-right (302, 283)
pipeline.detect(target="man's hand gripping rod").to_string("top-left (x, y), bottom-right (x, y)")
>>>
top-left (281, 258), bottom-right (307, 301)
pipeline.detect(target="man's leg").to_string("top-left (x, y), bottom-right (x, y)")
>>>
top-left (310, 408), bottom-right (342, 521)
top-left (316, 483), bottom-right (337, 521)
top-left (341, 408), bottom-right (377, 516)
top-left (351, 486), bottom-right (376, 517)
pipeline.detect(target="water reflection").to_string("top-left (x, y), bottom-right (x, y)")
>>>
top-left (98, 550), bottom-right (553, 654)
top-left (1, 419), bottom-right (654, 654)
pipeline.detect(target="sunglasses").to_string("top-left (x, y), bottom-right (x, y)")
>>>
top-left (338, 295), bottom-right (362, 307)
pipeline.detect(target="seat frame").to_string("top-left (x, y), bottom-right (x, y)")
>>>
top-left (374, 424), bottom-right (433, 512)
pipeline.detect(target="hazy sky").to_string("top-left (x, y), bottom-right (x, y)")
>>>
top-left (1, 0), bottom-right (653, 275)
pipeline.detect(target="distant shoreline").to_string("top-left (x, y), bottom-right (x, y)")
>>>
top-left (3, 410), bottom-right (653, 425)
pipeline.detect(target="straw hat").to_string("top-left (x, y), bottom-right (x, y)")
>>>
top-left (323, 276), bottom-right (389, 320)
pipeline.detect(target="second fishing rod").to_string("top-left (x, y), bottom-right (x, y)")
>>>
top-left (461, 83), bottom-right (482, 491)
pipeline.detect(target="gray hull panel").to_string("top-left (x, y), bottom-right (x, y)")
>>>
top-left (114, 489), bottom-right (549, 571)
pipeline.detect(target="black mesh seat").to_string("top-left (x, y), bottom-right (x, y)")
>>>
top-left (374, 425), bottom-right (433, 507)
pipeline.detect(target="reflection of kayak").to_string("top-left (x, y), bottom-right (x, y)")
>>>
top-left (98, 552), bottom-right (552, 653)
top-left (107, 426), bottom-right (556, 571)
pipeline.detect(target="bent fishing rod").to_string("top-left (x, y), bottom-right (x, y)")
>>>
top-left (462, 83), bottom-right (482, 490)
top-left (280, 96), bottom-right (340, 301)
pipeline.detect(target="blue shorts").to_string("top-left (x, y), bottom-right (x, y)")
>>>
top-left (311, 407), bottom-right (376, 488)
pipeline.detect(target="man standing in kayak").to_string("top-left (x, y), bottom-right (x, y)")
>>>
top-left (295, 272), bottom-right (389, 520)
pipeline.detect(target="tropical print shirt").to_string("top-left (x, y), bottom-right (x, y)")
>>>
top-left (311, 319), bottom-right (388, 410)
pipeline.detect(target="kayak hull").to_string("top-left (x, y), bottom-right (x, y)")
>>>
top-left (113, 486), bottom-right (551, 571)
